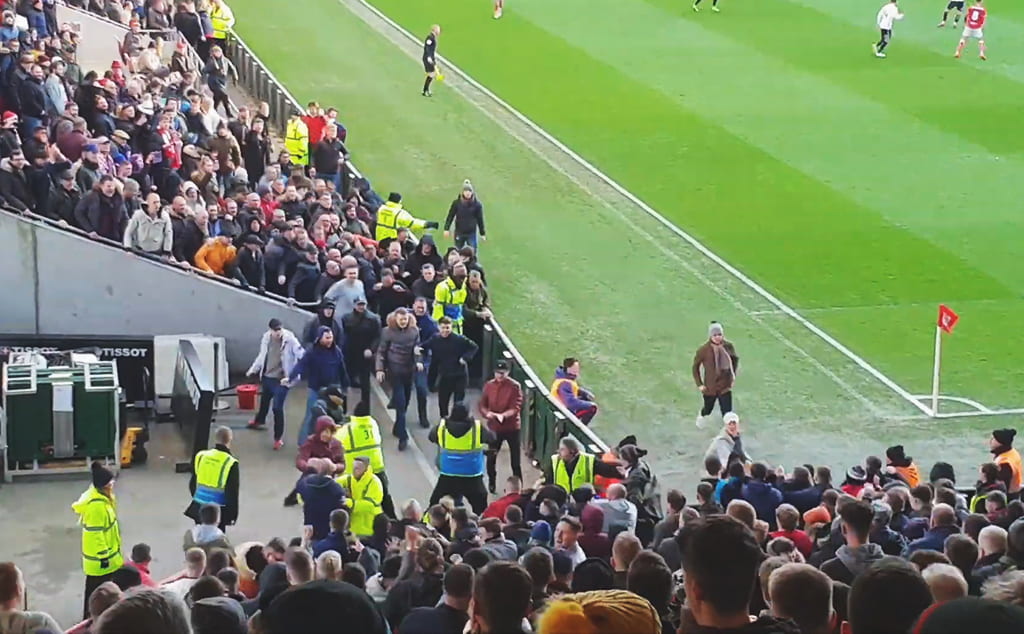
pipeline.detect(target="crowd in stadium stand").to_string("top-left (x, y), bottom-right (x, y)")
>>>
top-left (4, 1), bottom-right (1024, 634)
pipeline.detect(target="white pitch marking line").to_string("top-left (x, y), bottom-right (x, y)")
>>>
top-left (354, 0), bottom-right (932, 417)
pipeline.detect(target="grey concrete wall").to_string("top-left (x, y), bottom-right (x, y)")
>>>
top-left (0, 211), bottom-right (313, 373)
top-left (57, 4), bottom-right (127, 73)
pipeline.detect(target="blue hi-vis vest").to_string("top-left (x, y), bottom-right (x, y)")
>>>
top-left (438, 419), bottom-right (485, 477)
top-left (193, 449), bottom-right (237, 506)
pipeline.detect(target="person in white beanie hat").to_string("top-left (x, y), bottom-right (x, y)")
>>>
top-left (692, 321), bottom-right (739, 429)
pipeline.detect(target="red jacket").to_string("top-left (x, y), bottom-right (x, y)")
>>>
top-left (302, 114), bottom-right (328, 146)
top-left (482, 492), bottom-right (529, 521)
top-left (478, 376), bottom-right (523, 434)
top-left (769, 528), bottom-right (813, 558)
top-left (130, 561), bottom-right (159, 588)
top-left (296, 417), bottom-right (344, 473)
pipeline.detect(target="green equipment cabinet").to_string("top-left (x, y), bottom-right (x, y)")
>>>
top-left (1, 360), bottom-right (121, 482)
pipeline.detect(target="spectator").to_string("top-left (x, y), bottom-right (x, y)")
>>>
top-left (922, 563), bottom-right (968, 602)
top-left (885, 445), bottom-right (921, 487)
top-left (610, 532), bottom-right (642, 590)
top-left (262, 579), bottom-right (387, 634)
top-left (285, 548), bottom-right (315, 586)
top-left (66, 580), bottom-right (122, 634)
top-left (127, 544), bottom-right (158, 588)
top-left (676, 516), bottom-right (796, 633)
top-left (73, 174), bottom-right (128, 240)
top-left (482, 475), bottom-right (528, 520)
top-left (376, 307), bottom-right (421, 451)
top-left (769, 503), bottom-right (812, 559)
top-left (844, 557), bottom-right (933, 634)
top-left (384, 537), bottom-right (446, 630)
top-left (767, 563), bottom-right (833, 634)
top-left (692, 322), bottom-right (740, 428)
top-left (399, 563), bottom-right (473, 634)
top-left (325, 264), bottom-right (366, 317)
top-left (625, 551), bottom-right (674, 634)
top-left (315, 550), bottom-right (343, 581)
top-left (296, 457), bottom-right (345, 541)
top-left (652, 489), bottom-right (686, 549)
top-left (503, 505), bottom-right (532, 555)
top-left (246, 318), bottom-right (303, 448)
top-left (419, 315), bottom-right (477, 418)
top-left (312, 509), bottom-right (350, 560)
top-left (977, 520), bottom-right (1024, 586)
top-left (160, 548), bottom-right (207, 599)
top-left (904, 503), bottom-right (960, 556)
top-left (443, 180), bottom-right (485, 249)
top-left (538, 589), bottom-right (661, 634)
top-left (0, 562), bottom-right (63, 634)
top-left (479, 517), bottom-right (517, 562)
top-left (183, 503), bottom-right (231, 553)
top-left (869, 500), bottom-right (908, 556)
top-left (555, 516), bottom-right (587, 570)
top-left (742, 462), bottom-right (784, 528)
top-left (550, 357), bottom-right (598, 425)
top-left (93, 588), bottom-right (192, 634)
top-left (123, 191), bottom-right (173, 256)
top-left (821, 499), bottom-right (884, 585)
top-left (340, 296), bottom-right (381, 406)
top-left (0, 149), bottom-right (33, 210)
top-left (191, 596), bottom-right (246, 634)
top-left (570, 558), bottom-right (615, 593)
top-left (286, 326), bottom-right (350, 446)
top-left (594, 482), bottom-right (638, 536)
top-left (707, 413), bottom-right (752, 476)
top-left (478, 359), bottom-right (523, 493)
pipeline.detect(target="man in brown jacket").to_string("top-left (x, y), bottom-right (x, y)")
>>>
top-left (479, 359), bottom-right (524, 494)
top-left (692, 322), bottom-right (740, 429)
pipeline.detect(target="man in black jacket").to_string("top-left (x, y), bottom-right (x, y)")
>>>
top-left (312, 123), bottom-right (347, 190)
top-left (234, 235), bottom-right (265, 290)
top-left (443, 180), bottom-right (485, 250)
top-left (341, 297), bottom-right (381, 407)
top-left (419, 316), bottom-right (478, 418)
top-left (18, 64), bottom-right (47, 136)
top-left (0, 150), bottom-right (34, 211)
top-left (168, 196), bottom-right (191, 265)
top-left (46, 170), bottom-right (79, 223)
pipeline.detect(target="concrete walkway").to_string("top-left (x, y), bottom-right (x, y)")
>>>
top-left (0, 377), bottom-right (535, 627)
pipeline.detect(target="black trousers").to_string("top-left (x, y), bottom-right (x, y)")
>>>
top-left (430, 474), bottom-right (488, 515)
top-left (84, 570), bottom-right (119, 618)
top-left (486, 430), bottom-right (523, 485)
top-left (700, 392), bottom-right (733, 416)
top-left (346, 352), bottom-right (372, 408)
top-left (378, 471), bottom-right (397, 519)
top-left (877, 29), bottom-right (892, 51)
top-left (437, 375), bottom-right (467, 418)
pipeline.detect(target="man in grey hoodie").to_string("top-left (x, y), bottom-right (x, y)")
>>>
top-left (820, 499), bottom-right (885, 586)
top-left (375, 307), bottom-right (421, 451)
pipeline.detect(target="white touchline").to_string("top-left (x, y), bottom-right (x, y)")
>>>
top-left (354, 0), bottom-right (932, 417)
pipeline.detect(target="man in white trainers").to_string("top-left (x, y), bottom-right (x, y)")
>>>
top-left (874, 0), bottom-right (905, 58)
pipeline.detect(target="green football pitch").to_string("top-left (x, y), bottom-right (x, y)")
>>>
top-left (232, 0), bottom-right (1024, 487)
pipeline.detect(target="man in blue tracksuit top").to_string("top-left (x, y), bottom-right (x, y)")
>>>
top-left (285, 326), bottom-right (349, 446)
top-left (412, 297), bottom-right (439, 429)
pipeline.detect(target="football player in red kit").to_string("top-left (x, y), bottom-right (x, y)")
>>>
top-left (955, 0), bottom-right (987, 60)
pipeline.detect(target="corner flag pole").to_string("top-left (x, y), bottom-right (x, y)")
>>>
top-left (932, 304), bottom-right (960, 417)
top-left (930, 325), bottom-right (942, 417)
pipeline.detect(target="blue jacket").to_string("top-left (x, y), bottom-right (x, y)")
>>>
top-left (902, 525), bottom-right (960, 557)
top-left (414, 313), bottom-right (438, 365)
top-left (296, 473), bottom-right (345, 541)
top-left (312, 530), bottom-right (351, 560)
top-left (741, 480), bottom-right (784, 528)
top-left (782, 485), bottom-right (823, 515)
top-left (289, 327), bottom-right (350, 390)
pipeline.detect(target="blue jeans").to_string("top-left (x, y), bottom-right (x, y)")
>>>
top-left (298, 388), bottom-right (319, 446)
top-left (454, 233), bottom-right (478, 251)
top-left (391, 376), bottom-right (412, 441)
top-left (255, 376), bottom-right (290, 441)
top-left (414, 366), bottom-right (430, 424)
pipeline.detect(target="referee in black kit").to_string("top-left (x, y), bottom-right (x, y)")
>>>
top-left (422, 24), bottom-right (441, 96)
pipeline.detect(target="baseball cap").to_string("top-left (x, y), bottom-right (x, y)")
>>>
top-left (723, 412), bottom-right (739, 424)
top-left (495, 360), bottom-right (510, 372)
top-left (354, 296), bottom-right (367, 305)
top-left (112, 129), bottom-right (130, 141)
top-left (268, 318), bottom-right (282, 331)
top-left (83, 143), bottom-right (99, 153)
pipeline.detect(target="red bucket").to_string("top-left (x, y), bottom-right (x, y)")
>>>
top-left (236, 384), bottom-right (259, 410)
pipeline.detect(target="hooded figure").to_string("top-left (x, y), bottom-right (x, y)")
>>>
top-left (885, 445), bottom-right (921, 488)
top-left (295, 416), bottom-right (345, 475)
top-left (403, 233), bottom-right (443, 283)
top-left (304, 300), bottom-right (343, 345)
top-left (191, 596), bottom-right (248, 634)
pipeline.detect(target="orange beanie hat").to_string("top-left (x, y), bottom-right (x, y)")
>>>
top-left (537, 590), bottom-right (662, 634)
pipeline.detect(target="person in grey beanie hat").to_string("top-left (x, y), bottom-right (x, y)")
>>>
top-left (692, 321), bottom-right (739, 429)
top-left (444, 178), bottom-right (486, 250)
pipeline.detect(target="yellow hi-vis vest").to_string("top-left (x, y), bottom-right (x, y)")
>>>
top-left (72, 486), bottom-right (123, 576)
top-left (375, 201), bottom-right (427, 242)
top-left (209, 1), bottom-right (235, 39)
top-left (437, 419), bottom-right (485, 477)
top-left (336, 470), bottom-right (384, 536)
top-left (551, 453), bottom-right (595, 493)
top-left (285, 118), bottom-right (309, 166)
top-left (336, 415), bottom-right (385, 474)
top-left (193, 449), bottom-right (238, 506)
top-left (431, 277), bottom-right (467, 331)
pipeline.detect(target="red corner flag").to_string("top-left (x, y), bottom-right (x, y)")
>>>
top-left (938, 304), bottom-right (959, 334)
